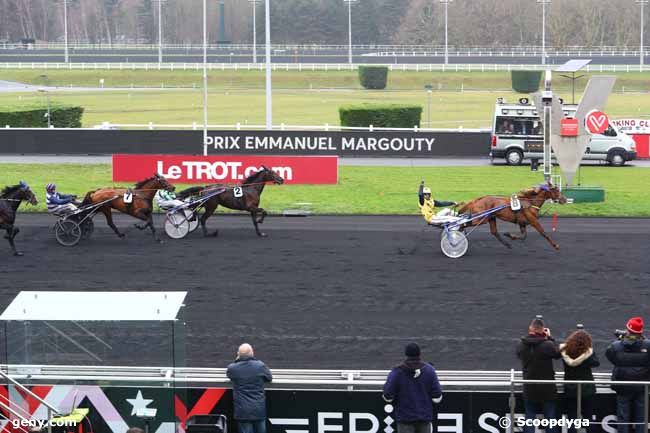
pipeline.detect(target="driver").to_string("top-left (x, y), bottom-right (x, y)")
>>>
top-left (45, 183), bottom-right (78, 215)
top-left (155, 189), bottom-right (185, 211)
top-left (418, 181), bottom-right (459, 225)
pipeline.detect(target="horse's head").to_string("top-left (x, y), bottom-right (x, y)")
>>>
top-left (539, 182), bottom-right (567, 204)
top-left (18, 181), bottom-right (38, 206)
top-left (153, 173), bottom-right (176, 192)
top-left (260, 166), bottom-right (285, 185)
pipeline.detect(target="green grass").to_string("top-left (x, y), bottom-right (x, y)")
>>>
top-left (1, 70), bottom-right (650, 128)
top-left (3, 164), bottom-right (649, 216)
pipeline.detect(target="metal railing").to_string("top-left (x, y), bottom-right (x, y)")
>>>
top-left (1, 62), bottom-right (650, 72)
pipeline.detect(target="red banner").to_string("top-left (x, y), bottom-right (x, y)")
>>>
top-left (560, 118), bottom-right (579, 137)
top-left (112, 154), bottom-right (338, 184)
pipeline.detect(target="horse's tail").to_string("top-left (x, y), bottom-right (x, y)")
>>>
top-left (178, 186), bottom-right (205, 199)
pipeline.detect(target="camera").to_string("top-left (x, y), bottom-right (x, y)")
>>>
top-left (614, 329), bottom-right (627, 339)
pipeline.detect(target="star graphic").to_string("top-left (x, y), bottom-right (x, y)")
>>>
top-left (126, 390), bottom-right (154, 416)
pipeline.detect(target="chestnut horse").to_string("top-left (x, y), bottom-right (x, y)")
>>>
top-left (178, 166), bottom-right (284, 237)
top-left (458, 182), bottom-right (567, 250)
top-left (81, 174), bottom-right (174, 242)
top-left (0, 182), bottom-right (38, 256)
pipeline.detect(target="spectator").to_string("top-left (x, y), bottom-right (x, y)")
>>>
top-left (226, 344), bottom-right (273, 433)
top-left (560, 329), bottom-right (600, 433)
top-left (516, 317), bottom-right (561, 433)
top-left (606, 317), bottom-right (650, 433)
top-left (382, 343), bottom-right (443, 433)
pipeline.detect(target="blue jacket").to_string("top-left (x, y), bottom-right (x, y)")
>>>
top-left (382, 358), bottom-right (443, 423)
top-left (226, 356), bottom-right (273, 420)
top-left (606, 336), bottom-right (650, 394)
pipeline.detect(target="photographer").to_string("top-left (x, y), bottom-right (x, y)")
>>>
top-left (517, 317), bottom-right (561, 433)
top-left (605, 317), bottom-right (650, 433)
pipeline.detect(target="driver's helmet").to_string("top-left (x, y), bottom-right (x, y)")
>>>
top-left (46, 183), bottom-right (56, 193)
top-left (422, 186), bottom-right (432, 196)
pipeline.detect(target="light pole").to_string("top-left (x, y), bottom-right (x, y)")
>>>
top-left (264, 0), bottom-right (272, 129)
top-left (439, 0), bottom-right (452, 65)
top-left (537, 0), bottom-right (551, 65)
top-left (154, 0), bottom-right (166, 64)
top-left (249, 0), bottom-right (260, 63)
top-left (40, 75), bottom-right (51, 128)
top-left (343, 0), bottom-right (358, 65)
top-left (202, 0), bottom-right (209, 155)
top-left (424, 84), bottom-right (433, 128)
top-left (637, 0), bottom-right (648, 68)
top-left (63, 0), bottom-right (69, 63)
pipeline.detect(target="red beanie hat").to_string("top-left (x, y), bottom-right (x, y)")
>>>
top-left (627, 317), bottom-right (644, 334)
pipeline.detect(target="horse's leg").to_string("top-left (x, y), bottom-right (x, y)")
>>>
top-left (134, 208), bottom-right (161, 242)
top-left (489, 218), bottom-right (512, 249)
top-left (1, 223), bottom-right (21, 256)
top-left (200, 201), bottom-right (219, 237)
top-left (524, 210), bottom-right (560, 250)
top-left (250, 210), bottom-right (266, 237)
top-left (257, 209), bottom-right (267, 224)
top-left (101, 207), bottom-right (125, 238)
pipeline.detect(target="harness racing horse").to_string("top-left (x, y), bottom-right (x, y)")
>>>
top-left (0, 182), bottom-right (38, 256)
top-left (178, 166), bottom-right (284, 238)
top-left (458, 182), bottom-right (567, 250)
top-left (81, 174), bottom-right (174, 242)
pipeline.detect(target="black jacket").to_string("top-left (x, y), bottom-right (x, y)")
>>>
top-left (606, 335), bottom-right (650, 395)
top-left (560, 344), bottom-right (600, 398)
top-left (517, 334), bottom-right (561, 402)
top-left (226, 356), bottom-right (273, 420)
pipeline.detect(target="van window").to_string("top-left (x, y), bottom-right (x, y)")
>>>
top-left (602, 125), bottom-right (617, 137)
top-left (495, 116), bottom-right (540, 135)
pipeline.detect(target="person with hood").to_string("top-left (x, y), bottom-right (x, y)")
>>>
top-left (382, 343), bottom-right (443, 433)
top-left (560, 329), bottom-right (600, 433)
top-left (516, 317), bottom-right (561, 433)
top-left (605, 317), bottom-right (650, 433)
top-left (226, 343), bottom-right (273, 433)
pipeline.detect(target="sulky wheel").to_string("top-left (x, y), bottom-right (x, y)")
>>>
top-left (184, 209), bottom-right (199, 233)
top-left (164, 212), bottom-right (191, 239)
top-left (440, 230), bottom-right (469, 259)
top-left (55, 220), bottom-right (82, 247)
top-left (81, 219), bottom-right (94, 240)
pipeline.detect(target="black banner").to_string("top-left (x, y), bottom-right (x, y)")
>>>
top-left (0, 130), bottom-right (489, 157)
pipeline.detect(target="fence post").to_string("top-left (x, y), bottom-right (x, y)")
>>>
top-left (643, 384), bottom-right (648, 432)
top-left (508, 369), bottom-right (516, 433)
top-left (577, 383), bottom-right (582, 422)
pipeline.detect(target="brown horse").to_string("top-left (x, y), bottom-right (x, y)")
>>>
top-left (178, 166), bottom-right (284, 237)
top-left (458, 182), bottom-right (567, 250)
top-left (81, 174), bottom-right (174, 242)
top-left (0, 182), bottom-right (38, 256)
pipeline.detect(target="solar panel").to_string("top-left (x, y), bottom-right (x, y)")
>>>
top-left (555, 59), bottom-right (592, 73)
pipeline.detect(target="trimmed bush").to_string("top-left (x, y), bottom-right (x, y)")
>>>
top-left (0, 106), bottom-right (84, 128)
top-left (358, 66), bottom-right (389, 90)
top-left (511, 70), bottom-right (543, 93)
top-left (339, 104), bottom-right (422, 128)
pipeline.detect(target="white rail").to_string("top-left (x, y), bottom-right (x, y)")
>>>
top-left (1, 62), bottom-right (650, 73)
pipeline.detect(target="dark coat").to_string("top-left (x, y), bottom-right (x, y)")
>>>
top-left (560, 344), bottom-right (600, 398)
top-left (606, 336), bottom-right (650, 395)
top-left (382, 358), bottom-right (443, 423)
top-left (226, 356), bottom-right (273, 420)
top-left (517, 334), bottom-right (561, 402)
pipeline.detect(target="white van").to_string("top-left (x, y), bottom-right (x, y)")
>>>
top-left (489, 97), bottom-right (637, 166)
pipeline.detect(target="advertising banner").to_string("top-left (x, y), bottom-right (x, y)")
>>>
top-left (112, 154), bottom-right (338, 184)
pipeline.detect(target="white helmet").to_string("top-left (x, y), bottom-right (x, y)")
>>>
top-left (422, 187), bottom-right (431, 195)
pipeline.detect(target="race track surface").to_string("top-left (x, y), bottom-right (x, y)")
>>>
top-left (0, 214), bottom-right (648, 371)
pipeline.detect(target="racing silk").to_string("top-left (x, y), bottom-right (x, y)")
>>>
top-left (156, 190), bottom-right (177, 201)
top-left (46, 192), bottom-right (74, 211)
top-left (418, 184), bottom-right (455, 223)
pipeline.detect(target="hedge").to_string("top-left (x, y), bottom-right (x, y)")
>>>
top-left (339, 104), bottom-right (422, 128)
top-left (511, 70), bottom-right (543, 93)
top-left (358, 66), bottom-right (389, 90)
top-left (0, 106), bottom-right (84, 128)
